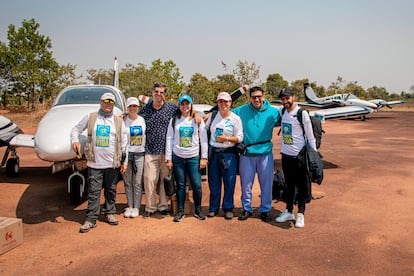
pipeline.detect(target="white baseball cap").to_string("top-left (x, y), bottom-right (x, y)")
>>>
top-left (126, 97), bottom-right (140, 107)
top-left (100, 93), bottom-right (116, 102)
top-left (216, 92), bottom-right (232, 102)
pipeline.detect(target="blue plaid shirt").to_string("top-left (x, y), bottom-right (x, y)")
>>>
top-left (139, 102), bottom-right (178, 154)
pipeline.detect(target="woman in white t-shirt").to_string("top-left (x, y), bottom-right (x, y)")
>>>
top-left (122, 97), bottom-right (146, 218)
top-left (165, 94), bottom-right (208, 222)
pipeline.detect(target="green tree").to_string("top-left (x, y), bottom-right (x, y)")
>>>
top-left (185, 73), bottom-right (214, 104)
top-left (1, 18), bottom-right (78, 109)
top-left (343, 82), bottom-right (366, 99)
top-left (233, 60), bottom-right (261, 87)
top-left (265, 73), bottom-right (288, 100)
top-left (366, 86), bottom-right (389, 100)
top-left (6, 19), bottom-right (59, 109)
top-left (212, 74), bottom-right (247, 106)
top-left (149, 59), bottom-right (185, 100)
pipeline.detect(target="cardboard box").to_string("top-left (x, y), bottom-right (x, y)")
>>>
top-left (0, 217), bottom-right (23, 255)
top-left (171, 192), bottom-right (192, 215)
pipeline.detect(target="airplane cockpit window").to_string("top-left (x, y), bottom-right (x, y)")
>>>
top-left (54, 87), bottom-right (122, 110)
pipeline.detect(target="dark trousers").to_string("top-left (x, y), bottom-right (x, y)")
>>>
top-left (281, 154), bottom-right (310, 214)
top-left (86, 167), bottom-right (119, 223)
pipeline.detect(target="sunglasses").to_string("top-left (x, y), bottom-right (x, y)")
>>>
top-left (102, 99), bottom-right (115, 105)
top-left (250, 95), bottom-right (263, 100)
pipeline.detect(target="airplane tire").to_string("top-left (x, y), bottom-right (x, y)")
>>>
top-left (69, 175), bottom-right (82, 205)
top-left (6, 157), bottom-right (19, 178)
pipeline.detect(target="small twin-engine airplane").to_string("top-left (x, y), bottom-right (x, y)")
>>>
top-left (302, 83), bottom-right (406, 110)
top-left (273, 83), bottom-right (406, 121)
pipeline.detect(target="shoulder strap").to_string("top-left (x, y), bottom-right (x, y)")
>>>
top-left (87, 112), bottom-right (99, 140)
top-left (277, 108), bottom-right (286, 136)
top-left (297, 108), bottom-right (305, 133)
top-left (171, 115), bottom-right (177, 133)
top-left (207, 110), bottom-right (218, 139)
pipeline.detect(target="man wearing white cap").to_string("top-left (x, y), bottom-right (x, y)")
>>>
top-left (71, 92), bottom-right (129, 233)
top-left (122, 97), bottom-right (146, 218)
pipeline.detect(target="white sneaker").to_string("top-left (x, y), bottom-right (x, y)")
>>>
top-left (124, 207), bottom-right (132, 218)
top-left (130, 208), bottom-right (139, 218)
top-left (275, 209), bottom-right (295, 223)
top-left (295, 213), bottom-right (305, 228)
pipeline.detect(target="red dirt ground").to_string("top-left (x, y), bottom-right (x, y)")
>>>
top-left (0, 111), bottom-right (413, 275)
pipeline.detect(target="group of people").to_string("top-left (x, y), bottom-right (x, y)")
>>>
top-left (71, 82), bottom-right (317, 233)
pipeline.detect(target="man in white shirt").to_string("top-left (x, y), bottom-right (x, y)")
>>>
top-left (71, 93), bottom-right (128, 233)
top-left (275, 88), bottom-right (316, 228)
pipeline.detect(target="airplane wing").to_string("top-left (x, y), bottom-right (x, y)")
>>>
top-left (310, 106), bottom-right (374, 120)
top-left (386, 100), bottom-right (406, 105)
top-left (271, 100), bottom-right (337, 109)
top-left (9, 134), bottom-right (35, 148)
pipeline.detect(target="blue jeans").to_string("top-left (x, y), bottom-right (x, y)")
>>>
top-left (208, 151), bottom-right (238, 212)
top-left (239, 153), bottom-right (274, 213)
top-left (172, 154), bottom-right (202, 211)
top-left (86, 167), bottom-right (119, 223)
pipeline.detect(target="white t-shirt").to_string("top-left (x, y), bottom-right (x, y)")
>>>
top-left (71, 113), bottom-right (129, 169)
top-left (208, 112), bottom-right (244, 148)
top-left (124, 115), bottom-right (146, 153)
top-left (280, 106), bottom-right (316, 156)
top-left (165, 116), bottom-right (208, 160)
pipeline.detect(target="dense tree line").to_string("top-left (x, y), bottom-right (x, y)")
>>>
top-left (1, 19), bottom-right (412, 110)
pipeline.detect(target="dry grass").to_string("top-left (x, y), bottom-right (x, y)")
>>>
top-left (0, 105), bottom-right (48, 128)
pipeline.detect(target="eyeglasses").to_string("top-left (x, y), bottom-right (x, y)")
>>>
top-left (250, 95), bottom-right (263, 100)
top-left (153, 90), bottom-right (165, 95)
top-left (102, 99), bottom-right (115, 105)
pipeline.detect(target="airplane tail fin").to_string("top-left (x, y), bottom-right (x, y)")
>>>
top-left (113, 57), bottom-right (119, 88)
top-left (304, 83), bottom-right (318, 102)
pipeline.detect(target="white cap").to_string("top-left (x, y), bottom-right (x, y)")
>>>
top-left (100, 93), bottom-right (116, 102)
top-left (216, 92), bottom-right (232, 102)
top-left (126, 97), bottom-right (140, 107)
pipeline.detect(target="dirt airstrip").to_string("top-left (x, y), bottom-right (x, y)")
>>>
top-left (0, 110), bottom-right (413, 275)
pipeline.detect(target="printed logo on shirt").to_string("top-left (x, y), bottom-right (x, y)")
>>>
top-left (179, 126), bottom-right (194, 148)
top-left (129, 125), bottom-right (143, 146)
top-left (96, 124), bottom-right (110, 147)
top-left (215, 127), bottom-right (223, 137)
top-left (282, 122), bottom-right (293, 145)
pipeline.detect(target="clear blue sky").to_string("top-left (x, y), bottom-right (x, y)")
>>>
top-left (1, 0), bottom-right (413, 94)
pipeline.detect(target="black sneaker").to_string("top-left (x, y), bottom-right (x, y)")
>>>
top-left (160, 209), bottom-right (171, 216)
top-left (173, 210), bottom-right (185, 222)
top-left (194, 209), bottom-right (206, 220)
top-left (143, 211), bottom-right (153, 219)
top-left (260, 212), bottom-right (272, 222)
top-left (238, 210), bottom-right (252, 221)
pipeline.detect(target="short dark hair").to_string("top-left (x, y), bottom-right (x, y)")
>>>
top-left (152, 82), bottom-right (168, 93)
top-left (249, 86), bottom-right (264, 96)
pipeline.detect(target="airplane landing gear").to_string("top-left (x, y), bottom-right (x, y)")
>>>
top-left (6, 157), bottom-right (19, 178)
top-left (360, 115), bottom-right (366, 121)
top-left (1, 146), bottom-right (20, 178)
top-left (68, 171), bottom-right (86, 205)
